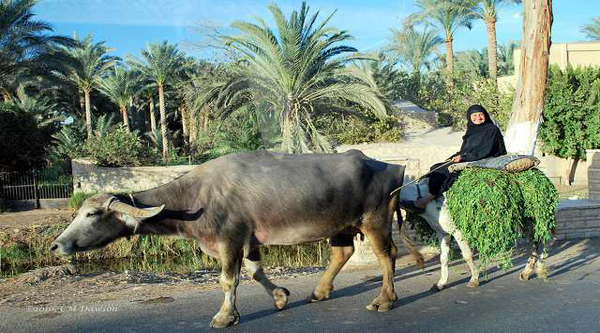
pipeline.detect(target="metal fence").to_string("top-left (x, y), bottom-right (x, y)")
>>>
top-left (0, 168), bottom-right (73, 202)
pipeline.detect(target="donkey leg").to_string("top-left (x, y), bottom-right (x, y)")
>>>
top-left (310, 234), bottom-right (354, 302)
top-left (432, 234), bottom-right (451, 292)
top-left (519, 241), bottom-right (538, 281)
top-left (534, 241), bottom-right (549, 279)
top-left (210, 242), bottom-right (243, 329)
top-left (243, 247), bottom-right (290, 310)
top-left (452, 230), bottom-right (480, 287)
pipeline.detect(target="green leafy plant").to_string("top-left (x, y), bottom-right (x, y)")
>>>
top-left (84, 125), bottom-right (157, 167)
top-left (445, 168), bottom-right (558, 269)
top-left (69, 192), bottom-right (97, 210)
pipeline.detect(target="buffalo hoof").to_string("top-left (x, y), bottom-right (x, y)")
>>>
top-left (365, 297), bottom-right (394, 312)
top-left (416, 257), bottom-right (426, 270)
top-left (519, 272), bottom-right (530, 281)
top-left (273, 287), bottom-right (290, 310)
top-left (466, 280), bottom-right (479, 288)
top-left (430, 284), bottom-right (443, 292)
top-left (210, 310), bottom-right (240, 329)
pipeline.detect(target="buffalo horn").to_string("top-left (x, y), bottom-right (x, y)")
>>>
top-left (108, 200), bottom-right (165, 219)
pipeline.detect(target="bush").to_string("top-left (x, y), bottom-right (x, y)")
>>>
top-left (0, 103), bottom-right (50, 171)
top-left (316, 113), bottom-right (402, 145)
top-left (69, 192), bottom-right (97, 210)
top-left (85, 125), bottom-right (158, 167)
top-left (414, 75), bottom-right (513, 131)
top-left (538, 65), bottom-right (600, 160)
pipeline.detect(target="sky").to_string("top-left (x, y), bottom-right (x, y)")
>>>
top-left (35, 0), bottom-right (598, 59)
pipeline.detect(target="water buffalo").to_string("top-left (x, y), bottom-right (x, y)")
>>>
top-left (51, 149), bottom-right (420, 328)
top-left (400, 178), bottom-right (549, 292)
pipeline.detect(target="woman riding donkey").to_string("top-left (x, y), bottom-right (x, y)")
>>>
top-left (401, 104), bottom-right (507, 214)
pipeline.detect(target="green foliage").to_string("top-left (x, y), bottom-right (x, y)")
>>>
top-left (405, 212), bottom-right (437, 245)
top-left (446, 169), bottom-right (558, 269)
top-left (415, 75), bottom-right (513, 130)
top-left (84, 125), bottom-right (157, 167)
top-left (69, 192), bottom-right (97, 210)
top-left (0, 102), bottom-right (50, 171)
top-left (316, 113), bottom-right (402, 145)
top-left (539, 65), bottom-right (600, 160)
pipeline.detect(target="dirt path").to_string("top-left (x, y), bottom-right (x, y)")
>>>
top-left (0, 209), bottom-right (72, 230)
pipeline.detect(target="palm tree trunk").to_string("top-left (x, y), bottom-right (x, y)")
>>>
top-left (445, 37), bottom-right (454, 87)
top-left (121, 105), bottom-right (130, 132)
top-left (84, 89), bottom-right (92, 138)
top-left (158, 84), bottom-right (169, 161)
top-left (149, 95), bottom-right (157, 133)
top-left (504, 0), bottom-right (553, 155)
top-left (79, 91), bottom-right (85, 116)
top-left (485, 17), bottom-right (498, 80)
top-left (180, 104), bottom-right (188, 145)
top-left (190, 111), bottom-right (197, 144)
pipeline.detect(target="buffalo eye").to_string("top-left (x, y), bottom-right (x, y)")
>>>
top-left (86, 211), bottom-right (103, 218)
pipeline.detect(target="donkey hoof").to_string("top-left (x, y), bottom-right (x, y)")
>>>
top-left (210, 310), bottom-right (240, 328)
top-left (430, 284), bottom-right (442, 292)
top-left (273, 287), bottom-right (290, 310)
top-left (308, 290), bottom-right (330, 303)
top-left (519, 272), bottom-right (530, 281)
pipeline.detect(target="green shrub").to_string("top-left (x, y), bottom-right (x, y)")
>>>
top-left (84, 125), bottom-right (158, 167)
top-left (69, 192), bottom-right (97, 210)
top-left (539, 65), bottom-right (600, 160)
top-left (0, 103), bottom-right (50, 171)
top-left (316, 113), bottom-right (402, 145)
top-left (445, 168), bottom-right (558, 269)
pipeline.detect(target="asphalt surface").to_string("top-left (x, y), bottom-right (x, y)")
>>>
top-left (3, 238), bottom-right (600, 333)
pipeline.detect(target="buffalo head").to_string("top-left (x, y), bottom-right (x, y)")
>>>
top-left (50, 193), bottom-right (164, 255)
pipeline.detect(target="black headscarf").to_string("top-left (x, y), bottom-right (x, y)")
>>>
top-left (455, 105), bottom-right (507, 162)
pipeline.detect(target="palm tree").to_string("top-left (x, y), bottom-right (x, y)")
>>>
top-left (98, 66), bottom-right (137, 132)
top-left (497, 40), bottom-right (519, 76)
top-left (581, 17), bottom-right (600, 41)
top-left (128, 41), bottom-right (186, 160)
top-left (409, 0), bottom-right (475, 78)
top-left (0, 0), bottom-right (74, 101)
top-left (470, 0), bottom-right (521, 80)
top-left (55, 34), bottom-right (119, 138)
top-left (388, 20), bottom-right (443, 76)
top-left (454, 48), bottom-right (488, 78)
top-left (199, 2), bottom-right (386, 153)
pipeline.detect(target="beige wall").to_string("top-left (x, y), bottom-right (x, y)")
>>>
top-left (72, 159), bottom-right (197, 193)
top-left (588, 150), bottom-right (600, 201)
top-left (499, 41), bottom-right (600, 92)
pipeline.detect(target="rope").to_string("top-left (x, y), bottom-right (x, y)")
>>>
top-left (389, 159), bottom-right (454, 196)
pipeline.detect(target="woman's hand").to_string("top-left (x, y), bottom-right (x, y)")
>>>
top-left (451, 155), bottom-right (462, 163)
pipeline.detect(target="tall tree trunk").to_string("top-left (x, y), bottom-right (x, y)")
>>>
top-left (485, 17), bottom-right (498, 80)
top-left (149, 95), bottom-right (157, 133)
top-left (158, 84), bottom-right (169, 161)
top-left (84, 89), bottom-right (92, 139)
top-left (189, 110), bottom-right (197, 144)
top-left (121, 105), bottom-right (130, 132)
top-left (79, 91), bottom-right (85, 116)
top-left (504, 0), bottom-right (553, 155)
top-left (180, 104), bottom-right (188, 145)
top-left (445, 37), bottom-right (454, 87)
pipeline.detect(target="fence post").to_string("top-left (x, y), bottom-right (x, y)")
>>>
top-left (33, 170), bottom-right (40, 209)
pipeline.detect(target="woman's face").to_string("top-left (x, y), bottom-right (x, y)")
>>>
top-left (470, 112), bottom-right (486, 125)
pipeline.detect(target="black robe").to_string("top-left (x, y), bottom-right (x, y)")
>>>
top-left (427, 110), bottom-right (507, 196)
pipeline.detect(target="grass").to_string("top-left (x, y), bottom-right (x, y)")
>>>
top-left (0, 223), bottom-right (331, 278)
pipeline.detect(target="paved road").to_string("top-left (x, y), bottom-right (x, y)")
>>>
top-left (3, 239), bottom-right (600, 333)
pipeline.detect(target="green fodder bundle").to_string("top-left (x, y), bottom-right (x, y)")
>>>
top-left (445, 168), bottom-right (558, 269)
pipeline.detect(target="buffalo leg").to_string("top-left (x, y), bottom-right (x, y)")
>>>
top-left (453, 230), bottom-right (479, 287)
top-left (310, 241), bottom-right (354, 302)
top-left (432, 234), bottom-right (451, 292)
top-left (362, 227), bottom-right (397, 312)
top-left (210, 243), bottom-right (243, 328)
top-left (243, 247), bottom-right (290, 310)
